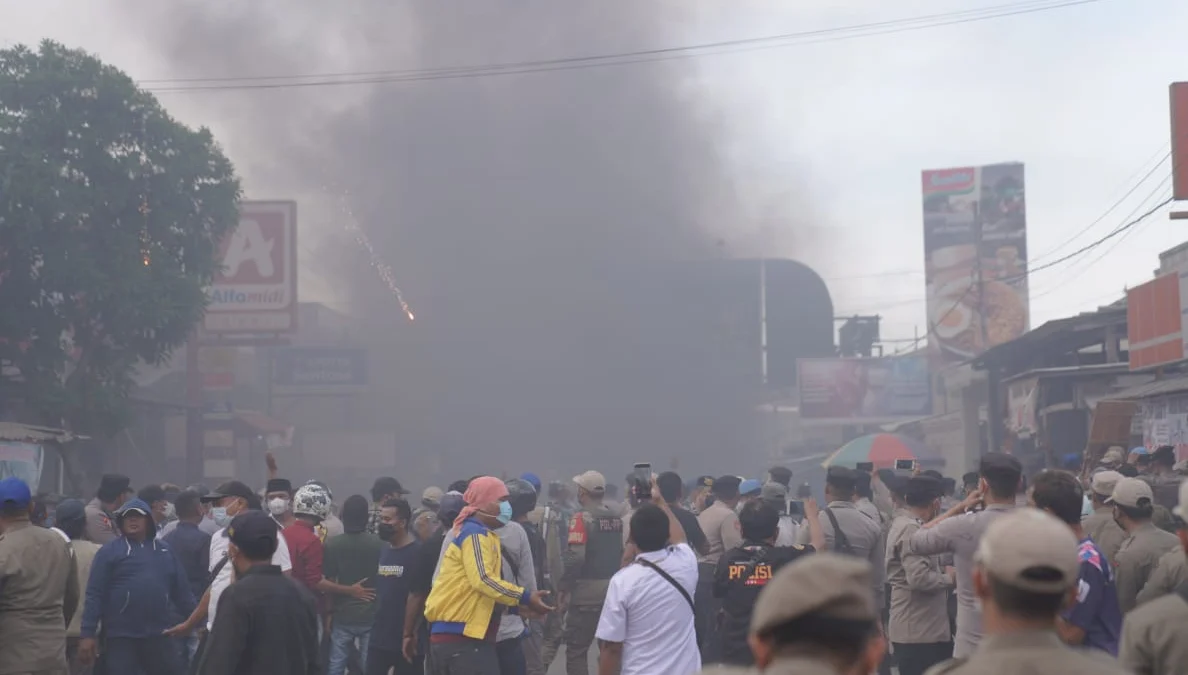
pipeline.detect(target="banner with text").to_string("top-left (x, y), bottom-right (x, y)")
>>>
top-left (797, 356), bottom-right (931, 421)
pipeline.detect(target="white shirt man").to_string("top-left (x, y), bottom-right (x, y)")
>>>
top-left (206, 525), bottom-right (292, 630)
top-left (596, 504), bottom-right (700, 675)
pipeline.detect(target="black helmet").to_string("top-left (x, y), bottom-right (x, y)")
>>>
top-left (505, 478), bottom-right (538, 518)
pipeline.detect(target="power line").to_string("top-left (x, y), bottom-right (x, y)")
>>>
top-left (141, 0), bottom-right (1104, 93)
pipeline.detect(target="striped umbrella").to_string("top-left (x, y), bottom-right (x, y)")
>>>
top-left (821, 433), bottom-right (929, 469)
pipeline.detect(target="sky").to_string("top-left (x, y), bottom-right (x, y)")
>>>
top-left (2, 0), bottom-right (1183, 346)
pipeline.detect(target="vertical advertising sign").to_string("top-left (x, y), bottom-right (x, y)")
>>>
top-left (204, 201), bottom-right (298, 334)
top-left (921, 163), bottom-right (1029, 363)
top-left (1171, 83), bottom-right (1188, 201)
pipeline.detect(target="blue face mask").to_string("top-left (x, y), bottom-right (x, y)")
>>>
top-left (211, 507), bottom-right (231, 528)
top-left (497, 500), bottom-right (513, 525)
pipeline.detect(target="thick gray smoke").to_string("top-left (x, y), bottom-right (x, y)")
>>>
top-left (121, 1), bottom-right (767, 482)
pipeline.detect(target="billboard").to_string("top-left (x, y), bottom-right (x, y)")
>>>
top-left (0, 441), bottom-right (43, 488)
top-left (797, 356), bottom-right (931, 421)
top-left (1127, 271), bottom-right (1187, 370)
top-left (922, 163), bottom-right (1029, 363)
top-left (1171, 83), bottom-right (1188, 201)
top-left (272, 347), bottom-right (369, 395)
top-left (204, 201), bottom-right (297, 334)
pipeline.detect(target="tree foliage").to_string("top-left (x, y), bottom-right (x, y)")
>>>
top-left (0, 40), bottom-right (241, 435)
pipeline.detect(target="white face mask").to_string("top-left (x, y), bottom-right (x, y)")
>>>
top-left (268, 498), bottom-right (290, 516)
top-left (164, 502), bottom-right (177, 520)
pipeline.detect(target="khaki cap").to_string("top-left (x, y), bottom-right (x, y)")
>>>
top-left (1174, 479), bottom-right (1188, 519)
top-left (1101, 446), bottom-right (1126, 466)
top-left (1107, 477), bottom-right (1154, 508)
top-left (572, 470), bottom-right (606, 494)
top-left (759, 482), bottom-right (788, 503)
top-left (749, 554), bottom-right (876, 636)
top-left (1090, 470), bottom-right (1123, 497)
top-left (974, 508), bottom-right (1079, 594)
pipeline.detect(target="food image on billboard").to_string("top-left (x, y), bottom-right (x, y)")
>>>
top-left (922, 163), bottom-right (1029, 363)
top-left (204, 201), bottom-right (298, 334)
top-left (797, 356), bottom-right (932, 421)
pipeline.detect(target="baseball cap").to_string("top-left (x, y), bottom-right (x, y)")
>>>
top-left (201, 480), bottom-right (257, 504)
top-left (226, 510), bottom-right (280, 558)
top-left (371, 476), bottom-right (409, 497)
top-left (739, 479), bottom-right (762, 497)
top-left (750, 554), bottom-right (877, 636)
top-left (0, 477), bottom-right (31, 509)
top-left (974, 509), bottom-right (1079, 594)
top-left (421, 486), bottom-right (444, 507)
top-left (97, 474), bottom-right (133, 501)
top-left (712, 475), bottom-right (742, 497)
top-left (694, 475), bottom-right (714, 490)
top-left (1174, 479), bottom-right (1188, 519)
top-left (117, 498), bottom-right (151, 518)
top-left (760, 482), bottom-right (788, 503)
top-left (1100, 446), bottom-right (1126, 467)
top-left (520, 472), bottom-right (542, 493)
top-left (438, 491), bottom-right (466, 522)
top-left (572, 471), bottom-right (607, 494)
top-left (55, 498), bottom-right (87, 524)
top-left (1090, 470), bottom-right (1123, 498)
top-left (1107, 477), bottom-right (1154, 508)
top-left (903, 476), bottom-right (944, 504)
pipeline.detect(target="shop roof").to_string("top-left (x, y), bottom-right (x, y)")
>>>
top-left (1108, 374), bottom-right (1188, 401)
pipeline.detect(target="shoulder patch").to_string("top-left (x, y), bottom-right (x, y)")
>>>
top-left (568, 513), bottom-right (588, 545)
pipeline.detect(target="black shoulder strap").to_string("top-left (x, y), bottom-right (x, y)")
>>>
top-left (501, 545), bottom-right (521, 582)
top-left (209, 554), bottom-right (230, 585)
top-left (636, 558), bottom-right (695, 613)
top-left (824, 508), bottom-right (855, 556)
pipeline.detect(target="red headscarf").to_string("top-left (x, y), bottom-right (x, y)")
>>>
top-left (453, 476), bottom-right (510, 533)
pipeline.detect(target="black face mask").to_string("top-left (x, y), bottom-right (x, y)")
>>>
top-left (377, 524), bottom-right (398, 541)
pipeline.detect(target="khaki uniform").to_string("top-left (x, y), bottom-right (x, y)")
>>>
top-left (1120, 574), bottom-right (1188, 673)
top-left (696, 501), bottom-right (741, 566)
top-left (700, 659), bottom-right (838, 674)
top-left (799, 501), bottom-right (885, 609)
top-left (1135, 548), bottom-right (1188, 607)
top-left (0, 521), bottom-right (80, 675)
top-left (559, 503), bottom-right (622, 675)
top-left (886, 512), bottom-right (954, 646)
top-left (1114, 523), bottom-right (1180, 613)
top-left (924, 632), bottom-right (1129, 674)
top-left (1082, 507), bottom-right (1127, 565)
top-left (83, 498), bottom-right (118, 545)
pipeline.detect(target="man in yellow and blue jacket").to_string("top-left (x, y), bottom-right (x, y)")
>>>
top-left (424, 477), bottom-right (552, 673)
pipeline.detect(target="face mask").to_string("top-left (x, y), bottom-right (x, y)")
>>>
top-left (211, 507), bottom-right (231, 528)
top-left (377, 523), bottom-right (398, 541)
top-left (268, 498), bottom-right (290, 516)
top-left (164, 503), bottom-right (176, 520)
top-left (497, 500), bottom-right (513, 525)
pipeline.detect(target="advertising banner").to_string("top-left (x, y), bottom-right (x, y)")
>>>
top-left (272, 347), bottom-right (369, 395)
top-left (0, 441), bottom-right (44, 489)
top-left (797, 356), bottom-right (931, 421)
top-left (922, 163), bottom-right (1029, 363)
top-left (1127, 269), bottom-right (1188, 370)
top-left (204, 201), bottom-right (298, 334)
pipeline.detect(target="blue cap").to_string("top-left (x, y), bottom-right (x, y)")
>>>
top-left (0, 477), bottom-right (32, 509)
top-left (521, 472), bottom-right (542, 493)
top-left (1131, 446), bottom-right (1150, 456)
top-left (739, 479), bottom-right (762, 497)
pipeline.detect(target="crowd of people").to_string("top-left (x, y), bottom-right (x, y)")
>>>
top-left (2, 445), bottom-right (1188, 674)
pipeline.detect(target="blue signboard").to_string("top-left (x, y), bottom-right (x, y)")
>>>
top-left (272, 348), bottom-right (368, 395)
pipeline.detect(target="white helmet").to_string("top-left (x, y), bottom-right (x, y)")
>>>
top-left (293, 484), bottom-right (331, 521)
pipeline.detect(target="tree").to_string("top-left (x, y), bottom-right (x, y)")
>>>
top-left (0, 40), bottom-right (241, 443)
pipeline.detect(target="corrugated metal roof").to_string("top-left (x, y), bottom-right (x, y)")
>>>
top-left (0, 422), bottom-right (81, 443)
top-left (1108, 375), bottom-right (1188, 400)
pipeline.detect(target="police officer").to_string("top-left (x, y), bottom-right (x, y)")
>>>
top-left (700, 553), bottom-right (887, 675)
top-left (1083, 470), bottom-right (1127, 565)
top-left (558, 470), bottom-right (622, 675)
top-left (1120, 478), bottom-right (1188, 674)
top-left (799, 467), bottom-right (885, 611)
top-left (925, 509), bottom-right (1128, 674)
top-left (1108, 477), bottom-right (1180, 612)
top-left (1135, 544), bottom-right (1188, 606)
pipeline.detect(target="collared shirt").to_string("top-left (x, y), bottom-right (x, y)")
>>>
top-left (595, 543), bottom-right (700, 675)
top-left (1082, 507), bottom-right (1127, 566)
top-left (856, 497), bottom-right (884, 527)
top-left (886, 511), bottom-right (953, 644)
top-left (798, 501), bottom-right (885, 608)
top-left (931, 630), bottom-right (1130, 674)
top-left (1136, 547), bottom-right (1188, 606)
top-left (696, 502), bottom-right (742, 566)
top-left (84, 498), bottom-right (118, 545)
top-left (1120, 582), bottom-right (1188, 675)
top-left (0, 520), bottom-right (79, 673)
top-left (207, 524), bottom-right (292, 631)
top-left (1115, 522), bottom-right (1180, 613)
top-left (906, 502), bottom-right (1014, 658)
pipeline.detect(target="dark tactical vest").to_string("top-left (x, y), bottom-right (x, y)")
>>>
top-left (580, 504), bottom-right (624, 580)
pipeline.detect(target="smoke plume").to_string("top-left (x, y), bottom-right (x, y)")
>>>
top-left (120, 1), bottom-right (770, 482)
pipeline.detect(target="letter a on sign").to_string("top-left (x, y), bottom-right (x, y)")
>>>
top-left (223, 217), bottom-right (275, 280)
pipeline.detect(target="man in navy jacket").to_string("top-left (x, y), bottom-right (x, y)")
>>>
top-left (78, 498), bottom-right (197, 674)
